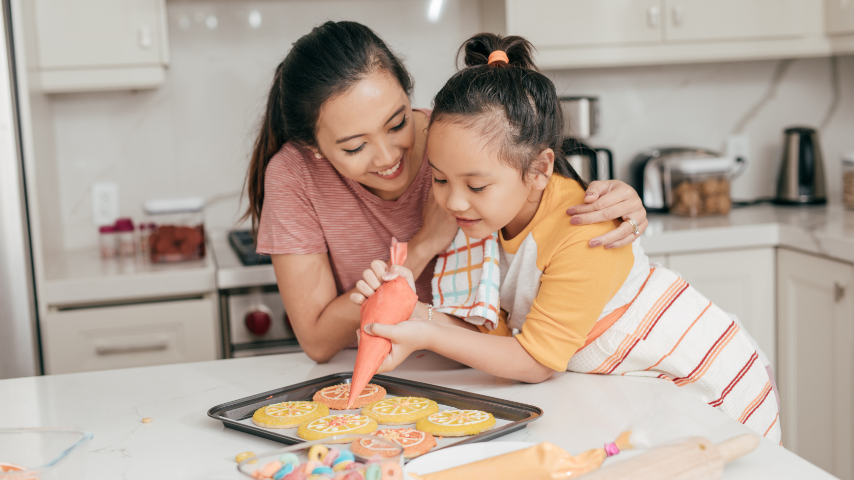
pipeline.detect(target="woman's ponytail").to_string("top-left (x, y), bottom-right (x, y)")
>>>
top-left (245, 65), bottom-right (287, 233)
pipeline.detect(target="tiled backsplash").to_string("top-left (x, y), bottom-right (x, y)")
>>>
top-left (42, 0), bottom-right (854, 250)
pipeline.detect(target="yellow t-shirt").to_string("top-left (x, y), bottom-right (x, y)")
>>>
top-left (485, 174), bottom-right (650, 371)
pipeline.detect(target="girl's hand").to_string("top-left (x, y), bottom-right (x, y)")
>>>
top-left (565, 180), bottom-right (648, 249)
top-left (350, 260), bottom-right (417, 305)
top-left (410, 186), bottom-right (458, 257)
top-left (361, 320), bottom-right (429, 373)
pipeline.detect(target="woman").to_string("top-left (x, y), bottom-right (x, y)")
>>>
top-left (245, 21), bottom-right (648, 363)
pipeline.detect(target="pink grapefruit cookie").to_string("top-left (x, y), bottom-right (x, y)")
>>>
top-left (313, 383), bottom-right (386, 410)
top-left (352, 428), bottom-right (437, 459)
top-left (415, 409), bottom-right (496, 437)
top-left (297, 414), bottom-right (378, 443)
top-left (251, 401), bottom-right (328, 429)
top-left (361, 397), bottom-right (438, 425)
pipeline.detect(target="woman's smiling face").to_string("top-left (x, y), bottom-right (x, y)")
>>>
top-left (313, 70), bottom-right (418, 200)
top-left (426, 119), bottom-right (539, 240)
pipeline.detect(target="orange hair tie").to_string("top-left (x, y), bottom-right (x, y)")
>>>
top-left (487, 50), bottom-right (509, 66)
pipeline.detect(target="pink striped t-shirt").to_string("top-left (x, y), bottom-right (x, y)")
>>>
top-left (256, 112), bottom-right (435, 303)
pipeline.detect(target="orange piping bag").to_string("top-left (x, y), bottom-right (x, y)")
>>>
top-left (347, 238), bottom-right (417, 409)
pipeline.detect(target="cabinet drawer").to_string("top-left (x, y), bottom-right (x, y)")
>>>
top-left (507, 0), bottom-right (663, 48)
top-left (42, 296), bottom-right (218, 374)
top-left (663, 0), bottom-right (823, 42)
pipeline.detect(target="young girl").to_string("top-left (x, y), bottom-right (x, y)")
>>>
top-left (351, 33), bottom-right (781, 443)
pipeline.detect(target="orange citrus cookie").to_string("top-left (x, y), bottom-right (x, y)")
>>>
top-left (415, 409), bottom-right (496, 437)
top-left (251, 401), bottom-right (328, 429)
top-left (297, 414), bottom-right (378, 443)
top-left (352, 428), bottom-right (437, 459)
top-left (313, 383), bottom-right (386, 410)
top-left (361, 397), bottom-right (439, 425)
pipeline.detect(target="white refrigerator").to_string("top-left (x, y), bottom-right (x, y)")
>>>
top-left (0, 0), bottom-right (40, 379)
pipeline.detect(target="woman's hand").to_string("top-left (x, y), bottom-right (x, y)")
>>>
top-left (566, 180), bottom-right (648, 249)
top-left (409, 187), bottom-right (458, 259)
top-left (350, 260), bottom-right (417, 305)
top-left (361, 320), bottom-right (430, 373)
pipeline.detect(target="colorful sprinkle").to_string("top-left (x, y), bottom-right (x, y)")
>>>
top-left (273, 463), bottom-right (294, 480)
top-left (365, 464), bottom-right (381, 480)
top-left (323, 448), bottom-right (340, 466)
top-left (308, 444), bottom-right (329, 463)
top-left (333, 450), bottom-right (355, 465)
top-left (279, 453), bottom-right (300, 466)
top-left (236, 451), bottom-right (257, 464)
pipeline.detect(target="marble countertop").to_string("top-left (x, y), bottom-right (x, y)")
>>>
top-left (0, 351), bottom-right (831, 479)
top-left (41, 204), bottom-right (854, 306)
top-left (641, 204), bottom-right (854, 263)
top-left (43, 244), bottom-right (216, 306)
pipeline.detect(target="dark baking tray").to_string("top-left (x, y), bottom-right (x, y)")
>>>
top-left (207, 372), bottom-right (542, 450)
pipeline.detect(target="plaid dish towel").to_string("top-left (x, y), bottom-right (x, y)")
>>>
top-left (431, 228), bottom-right (501, 329)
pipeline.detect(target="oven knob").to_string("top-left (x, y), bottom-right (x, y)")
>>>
top-left (245, 309), bottom-right (272, 336)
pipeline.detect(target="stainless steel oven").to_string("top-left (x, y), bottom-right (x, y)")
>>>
top-left (210, 230), bottom-right (301, 358)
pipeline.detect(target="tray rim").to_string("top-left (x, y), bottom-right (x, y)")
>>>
top-left (207, 372), bottom-right (543, 451)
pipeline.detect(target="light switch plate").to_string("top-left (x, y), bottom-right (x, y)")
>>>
top-left (91, 182), bottom-right (119, 226)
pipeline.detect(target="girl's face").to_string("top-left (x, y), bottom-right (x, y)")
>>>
top-left (314, 70), bottom-right (419, 200)
top-left (427, 120), bottom-right (547, 240)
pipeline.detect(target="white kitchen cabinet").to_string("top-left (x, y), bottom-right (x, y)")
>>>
top-left (497, 0), bottom-right (832, 69)
top-left (827, 0), bottom-right (854, 35)
top-left (777, 249), bottom-right (852, 479)
top-left (668, 248), bottom-right (777, 369)
top-left (506, 0), bottom-right (663, 48)
top-left (41, 295), bottom-right (218, 374)
top-left (664, 0), bottom-right (821, 42)
top-left (26, 0), bottom-right (169, 93)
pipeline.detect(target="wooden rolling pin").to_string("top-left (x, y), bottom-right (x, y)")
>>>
top-left (582, 434), bottom-right (760, 480)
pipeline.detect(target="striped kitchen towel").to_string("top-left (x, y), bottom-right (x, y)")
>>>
top-left (568, 266), bottom-right (782, 444)
top-left (432, 228), bottom-right (501, 329)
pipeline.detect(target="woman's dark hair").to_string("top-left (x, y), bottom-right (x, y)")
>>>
top-left (244, 21), bottom-right (414, 231)
top-left (430, 33), bottom-right (585, 186)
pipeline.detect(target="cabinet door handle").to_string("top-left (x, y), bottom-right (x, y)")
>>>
top-left (835, 283), bottom-right (846, 302)
top-left (138, 26), bottom-right (153, 50)
top-left (96, 342), bottom-right (168, 356)
top-left (647, 6), bottom-right (660, 28)
top-left (672, 6), bottom-right (684, 27)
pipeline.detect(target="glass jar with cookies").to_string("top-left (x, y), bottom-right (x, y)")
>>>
top-left (665, 156), bottom-right (743, 217)
top-left (142, 197), bottom-right (206, 263)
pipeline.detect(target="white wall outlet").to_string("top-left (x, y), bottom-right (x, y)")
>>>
top-left (91, 182), bottom-right (119, 226)
top-left (726, 134), bottom-right (750, 160)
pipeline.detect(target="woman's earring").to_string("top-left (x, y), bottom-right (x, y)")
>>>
top-left (314, 152), bottom-right (323, 159)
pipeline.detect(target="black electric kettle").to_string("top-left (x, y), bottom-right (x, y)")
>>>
top-left (774, 126), bottom-right (826, 204)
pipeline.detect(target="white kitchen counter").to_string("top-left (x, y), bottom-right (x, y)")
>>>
top-left (643, 204), bottom-right (854, 263)
top-left (43, 244), bottom-right (216, 306)
top-left (0, 351), bottom-right (832, 479)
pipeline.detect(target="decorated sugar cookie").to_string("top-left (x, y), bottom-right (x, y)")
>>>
top-left (352, 428), bottom-right (437, 459)
top-left (313, 383), bottom-right (386, 410)
top-left (415, 409), bottom-right (496, 437)
top-left (297, 414), bottom-right (378, 443)
top-left (361, 397), bottom-right (439, 425)
top-left (251, 401), bottom-right (329, 429)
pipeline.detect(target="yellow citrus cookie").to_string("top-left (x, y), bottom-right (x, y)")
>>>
top-left (313, 383), bottom-right (386, 410)
top-left (297, 414), bottom-right (378, 443)
top-left (252, 401), bottom-right (329, 429)
top-left (415, 409), bottom-right (496, 437)
top-left (361, 397), bottom-right (439, 425)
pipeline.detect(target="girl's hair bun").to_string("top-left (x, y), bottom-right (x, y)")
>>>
top-left (459, 33), bottom-right (538, 71)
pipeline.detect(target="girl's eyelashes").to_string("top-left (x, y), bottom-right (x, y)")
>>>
top-left (389, 115), bottom-right (407, 133)
top-left (343, 144), bottom-right (365, 155)
top-left (468, 185), bottom-right (487, 193)
top-left (432, 177), bottom-right (447, 185)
